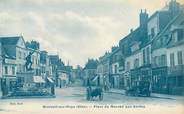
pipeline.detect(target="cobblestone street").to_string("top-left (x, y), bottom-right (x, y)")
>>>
top-left (0, 86), bottom-right (184, 114)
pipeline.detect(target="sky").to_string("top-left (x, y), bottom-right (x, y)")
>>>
top-left (0, 0), bottom-right (183, 67)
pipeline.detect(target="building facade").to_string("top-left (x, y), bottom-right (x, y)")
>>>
top-left (0, 36), bottom-right (27, 94)
top-left (83, 59), bottom-right (98, 86)
top-left (109, 47), bottom-right (123, 89)
top-left (97, 52), bottom-right (111, 90)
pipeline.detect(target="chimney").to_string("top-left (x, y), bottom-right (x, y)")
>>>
top-left (130, 29), bottom-right (133, 33)
top-left (169, 0), bottom-right (181, 18)
top-left (139, 9), bottom-right (148, 27)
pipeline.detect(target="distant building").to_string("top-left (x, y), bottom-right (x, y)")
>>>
top-left (74, 65), bottom-right (83, 79)
top-left (40, 51), bottom-right (51, 77)
top-left (97, 60), bottom-right (103, 86)
top-left (57, 60), bottom-right (70, 88)
top-left (49, 55), bottom-right (60, 86)
top-left (83, 59), bottom-right (98, 86)
top-left (40, 51), bottom-right (53, 85)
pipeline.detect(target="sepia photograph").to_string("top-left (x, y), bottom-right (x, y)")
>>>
top-left (0, 0), bottom-right (184, 114)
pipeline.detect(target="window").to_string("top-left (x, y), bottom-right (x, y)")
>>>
top-left (126, 62), bottom-right (130, 71)
top-left (12, 66), bottom-right (15, 75)
top-left (170, 53), bottom-right (175, 67)
top-left (114, 65), bottom-right (118, 74)
top-left (153, 56), bottom-right (158, 66)
top-left (24, 53), bottom-right (26, 59)
top-left (146, 47), bottom-right (150, 64)
top-left (5, 66), bottom-right (8, 74)
top-left (177, 29), bottom-right (184, 41)
top-left (134, 59), bottom-right (139, 68)
top-left (151, 28), bottom-right (155, 38)
top-left (161, 55), bottom-right (166, 66)
top-left (177, 51), bottom-right (183, 65)
top-left (143, 49), bottom-right (146, 65)
top-left (158, 56), bottom-right (162, 66)
top-left (18, 51), bottom-right (21, 59)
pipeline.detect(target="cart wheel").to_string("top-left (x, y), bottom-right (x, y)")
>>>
top-left (147, 92), bottom-right (151, 97)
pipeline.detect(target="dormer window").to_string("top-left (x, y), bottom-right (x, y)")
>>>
top-left (130, 42), bottom-right (140, 53)
top-left (171, 26), bottom-right (184, 42)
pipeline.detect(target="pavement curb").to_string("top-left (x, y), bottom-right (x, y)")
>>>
top-left (1, 95), bottom-right (56, 99)
top-left (105, 90), bottom-right (184, 100)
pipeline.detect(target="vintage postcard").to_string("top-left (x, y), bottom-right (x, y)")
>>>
top-left (0, 0), bottom-right (184, 114)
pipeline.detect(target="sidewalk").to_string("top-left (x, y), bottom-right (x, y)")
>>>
top-left (106, 88), bottom-right (184, 100)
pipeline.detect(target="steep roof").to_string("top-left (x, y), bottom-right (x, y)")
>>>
top-left (167, 12), bottom-right (184, 48)
top-left (84, 59), bottom-right (98, 70)
top-left (0, 36), bottom-right (24, 59)
top-left (152, 11), bottom-right (184, 50)
top-left (0, 46), bottom-right (16, 59)
top-left (0, 36), bottom-right (20, 45)
top-left (49, 55), bottom-right (59, 65)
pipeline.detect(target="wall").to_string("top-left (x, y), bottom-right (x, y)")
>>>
top-left (16, 38), bottom-right (27, 73)
top-left (167, 44), bottom-right (184, 67)
top-left (3, 64), bottom-right (16, 76)
top-left (111, 62), bottom-right (119, 74)
top-left (152, 47), bottom-right (167, 66)
top-left (125, 50), bottom-right (143, 71)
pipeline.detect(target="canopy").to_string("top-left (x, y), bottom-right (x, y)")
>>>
top-left (47, 77), bottom-right (54, 83)
top-left (91, 75), bottom-right (99, 82)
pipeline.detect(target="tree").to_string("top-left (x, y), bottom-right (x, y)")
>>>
top-left (26, 40), bottom-right (40, 50)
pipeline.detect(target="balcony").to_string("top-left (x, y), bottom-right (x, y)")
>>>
top-left (168, 65), bottom-right (184, 76)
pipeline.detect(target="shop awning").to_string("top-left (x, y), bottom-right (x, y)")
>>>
top-left (91, 75), bottom-right (99, 82)
top-left (47, 77), bottom-right (54, 83)
top-left (33, 76), bottom-right (45, 83)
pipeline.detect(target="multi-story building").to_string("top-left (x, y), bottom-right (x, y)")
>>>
top-left (151, 0), bottom-right (183, 94)
top-left (101, 53), bottom-right (111, 88)
top-left (120, 0), bottom-right (184, 95)
top-left (125, 42), bottom-right (143, 88)
top-left (120, 10), bottom-right (149, 89)
top-left (0, 36), bottom-right (27, 93)
top-left (166, 12), bottom-right (184, 95)
top-left (0, 36), bottom-right (47, 94)
top-left (109, 46), bottom-right (123, 89)
top-left (97, 52), bottom-right (111, 89)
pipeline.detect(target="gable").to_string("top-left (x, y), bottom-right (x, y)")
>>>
top-left (16, 36), bottom-right (26, 48)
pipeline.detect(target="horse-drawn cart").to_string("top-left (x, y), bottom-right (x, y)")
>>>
top-left (86, 86), bottom-right (103, 101)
